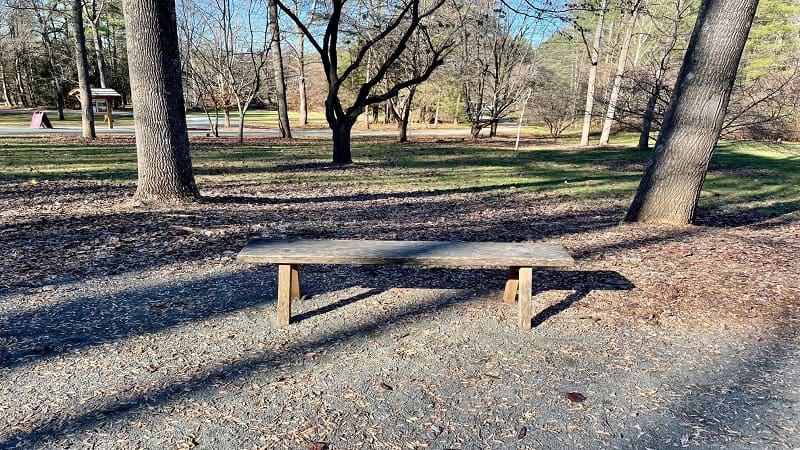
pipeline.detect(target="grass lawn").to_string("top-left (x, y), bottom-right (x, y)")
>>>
top-left (1, 135), bottom-right (798, 222)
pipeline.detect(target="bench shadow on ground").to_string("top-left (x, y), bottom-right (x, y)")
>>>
top-left (289, 267), bottom-right (634, 328)
top-left (2, 263), bottom-right (793, 448)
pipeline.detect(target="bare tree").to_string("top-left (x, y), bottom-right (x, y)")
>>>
top-left (637, 0), bottom-right (687, 149)
top-left (72, 0), bottom-right (95, 138)
top-left (598, 0), bottom-right (643, 145)
top-left (181, 0), bottom-right (271, 143)
top-left (278, 0), bottom-right (452, 163)
top-left (578, 0), bottom-right (609, 146)
top-left (83, 0), bottom-right (109, 88)
top-left (269, 0), bottom-right (292, 138)
top-left (625, 0), bottom-right (759, 224)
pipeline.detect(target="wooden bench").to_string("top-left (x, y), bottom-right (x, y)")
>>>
top-left (237, 239), bottom-right (574, 330)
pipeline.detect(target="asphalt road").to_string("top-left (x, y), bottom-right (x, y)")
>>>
top-left (1, 114), bottom-right (480, 139)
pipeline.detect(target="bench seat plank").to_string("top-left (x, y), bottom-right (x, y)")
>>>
top-left (238, 238), bottom-right (574, 268)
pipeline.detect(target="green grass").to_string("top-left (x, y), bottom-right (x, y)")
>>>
top-left (1, 136), bottom-right (798, 220)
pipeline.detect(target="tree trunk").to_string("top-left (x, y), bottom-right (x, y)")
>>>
top-left (580, 0), bottom-right (608, 146)
top-left (89, 19), bottom-right (109, 88)
top-left (296, 31), bottom-right (308, 126)
top-left (625, 0), bottom-right (759, 225)
top-left (638, 0), bottom-right (684, 150)
top-left (123, 0), bottom-right (200, 203)
top-left (55, 85), bottom-right (65, 120)
top-left (638, 90), bottom-right (658, 149)
top-left (14, 55), bottom-right (27, 107)
top-left (0, 60), bottom-right (11, 106)
top-left (599, 1), bottom-right (641, 145)
top-left (470, 123), bottom-right (480, 141)
top-left (73, 0), bottom-right (96, 139)
top-left (396, 87), bottom-right (416, 143)
top-left (237, 104), bottom-right (247, 143)
top-left (331, 121), bottom-right (354, 164)
top-left (223, 107), bottom-right (231, 127)
top-left (269, 0), bottom-right (292, 138)
top-left (489, 120), bottom-right (498, 137)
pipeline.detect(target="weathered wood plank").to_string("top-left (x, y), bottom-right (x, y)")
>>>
top-left (238, 239), bottom-right (574, 268)
top-left (277, 264), bottom-right (292, 326)
top-left (517, 267), bottom-right (533, 330)
top-left (503, 267), bottom-right (519, 303)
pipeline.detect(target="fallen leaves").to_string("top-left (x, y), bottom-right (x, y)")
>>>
top-left (565, 392), bottom-right (586, 403)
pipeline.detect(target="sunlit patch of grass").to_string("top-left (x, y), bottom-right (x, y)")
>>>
top-left (1, 136), bottom-right (798, 220)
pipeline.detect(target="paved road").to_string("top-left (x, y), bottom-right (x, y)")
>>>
top-left (1, 114), bottom-right (481, 139)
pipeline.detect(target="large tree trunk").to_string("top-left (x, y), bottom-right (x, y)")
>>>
top-left (123, 0), bottom-right (200, 203)
top-left (625, 0), bottom-right (759, 225)
top-left (331, 121), bottom-right (354, 164)
top-left (599, 1), bottom-right (641, 145)
top-left (269, 0), bottom-right (292, 138)
top-left (579, 0), bottom-right (608, 146)
top-left (73, 0), bottom-right (96, 139)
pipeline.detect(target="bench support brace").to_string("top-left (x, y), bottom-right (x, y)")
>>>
top-left (503, 267), bottom-right (519, 302)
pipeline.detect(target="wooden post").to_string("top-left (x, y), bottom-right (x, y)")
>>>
top-left (290, 264), bottom-right (301, 300)
top-left (277, 264), bottom-right (292, 326)
top-left (503, 267), bottom-right (519, 302)
top-left (517, 267), bottom-right (533, 330)
top-left (106, 98), bottom-right (114, 128)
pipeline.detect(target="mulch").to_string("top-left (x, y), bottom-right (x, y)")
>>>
top-left (0, 156), bottom-right (798, 449)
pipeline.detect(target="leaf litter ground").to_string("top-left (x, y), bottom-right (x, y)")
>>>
top-left (0, 136), bottom-right (798, 449)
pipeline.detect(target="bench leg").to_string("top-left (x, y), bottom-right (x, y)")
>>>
top-left (277, 264), bottom-right (293, 326)
top-left (503, 267), bottom-right (519, 303)
top-left (290, 264), bottom-right (301, 300)
top-left (517, 267), bottom-right (533, 330)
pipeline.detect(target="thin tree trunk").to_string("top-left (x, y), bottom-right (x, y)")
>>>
top-left (452, 91), bottom-right (461, 124)
top-left (73, 0), bottom-right (96, 139)
top-left (296, 31), bottom-right (307, 126)
top-left (237, 102), bottom-right (248, 143)
top-left (599, 1), bottom-right (641, 145)
top-left (625, 0), bottom-right (759, 224)
top-left (580, 0), bottom-right (608, 146)
top-left (396, 87), bottom-right (416, 143)
top-left (89, 19), bottom-right (109, 88)
top-left (14, 55), bottom-right (27, 107)
top-left (638, 0), bottom-right (684, 150)
top-left (123, 0), bottom-right (199, 203)
top-left (55, 83), bottom-right (65, 120)
top-left (0, 59), bottom-right (11, 106)
top-left (269, 0), bottom-right (292, 138)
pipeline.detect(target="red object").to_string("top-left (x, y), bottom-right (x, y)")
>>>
top-left (30, 112), bottom-right (43, 128)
